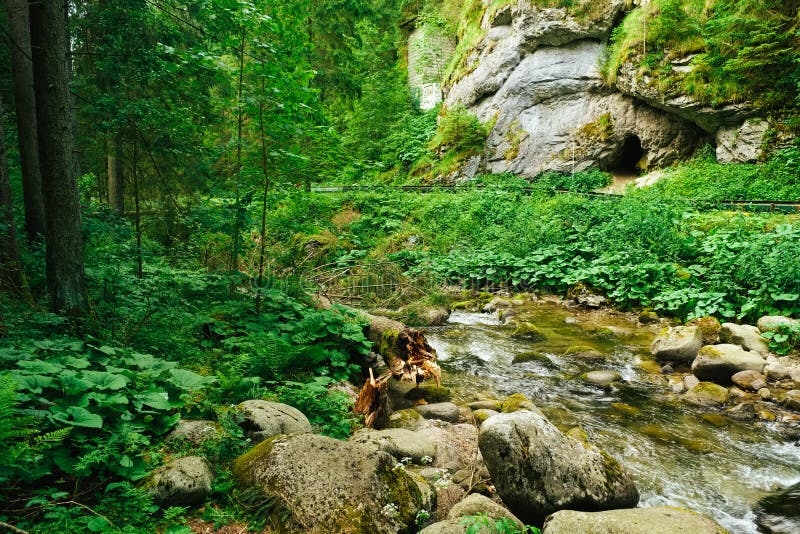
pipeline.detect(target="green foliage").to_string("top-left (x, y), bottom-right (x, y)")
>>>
top-left (533, 169), bottom-right (612, 193)
top-left (761, 323), bottom-right (800, 355)
top-left (273, 377), bottom-right (359, 439)
top-left (430, 106), bottom-right (488, 155)
top-left (460, 513), bottom-right (541, 534)
top-left (2, 339), bottom-right (213, 482)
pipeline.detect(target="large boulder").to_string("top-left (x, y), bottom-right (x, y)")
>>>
top-left (757, 316), bottom-right (799, 334)
top-left (756, 481), bottom-right (800, 534)
top-left (232, 434), bottom-right (422, 533)
top-left (349, 428), bottom-right (437, 464)
top-left (416, 420), bottom-right (483, 472)
top-left (651, 326), bottom-right (704, 363)
top-left (691, 344), bottom-right (765, 383)
top-left (415, 402), bottom-right (462, 423)
top-left (542, 507), bottom-right (729, 534)
top-left (478, 411), bottom-right (638, 523)
top-left (719, 323), bottom-right (771, 355)
top-left (683, 382), bottom-right (730, 407)
top-left (237, 400), bottom-right (311, 443)
top-left (165, 419), bottom-right (220, 445)
top-left (149, 456), bottom-right (213, 507)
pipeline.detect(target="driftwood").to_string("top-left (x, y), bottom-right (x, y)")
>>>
top-left (354, 313), bottom-right (441, 428)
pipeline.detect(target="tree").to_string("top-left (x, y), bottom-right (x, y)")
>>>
top-left (0, 96), bottom-right (26, 296)
top-left (5, 0), bottom-right (46, 239)
top-left (30, 0), bottom-right (87, 314)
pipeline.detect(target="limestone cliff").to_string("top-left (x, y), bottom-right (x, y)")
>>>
top-left (434, 0), bottom-right (778, 177)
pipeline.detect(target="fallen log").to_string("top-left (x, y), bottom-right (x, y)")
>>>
top-left (354, 312), bottom-right (441, 428)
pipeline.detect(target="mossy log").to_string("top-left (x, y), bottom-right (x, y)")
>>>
top-left (355, 312), bottom-right (441, 428)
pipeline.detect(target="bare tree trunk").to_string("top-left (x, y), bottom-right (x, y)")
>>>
top-left (6, 0), bottom-right (46, 240)
top-left (31, 0), bottom-right (87, 315)
top-left (0, 96), bottom-right (27, 296)
top-left (107, 134), bottom-right (124, 214)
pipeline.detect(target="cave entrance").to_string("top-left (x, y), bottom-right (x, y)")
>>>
top-left (616, 135), bottom-right (644, 175)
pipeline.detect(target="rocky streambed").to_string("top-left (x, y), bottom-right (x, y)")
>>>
top-left (423, 297), bottom-right (800, 533)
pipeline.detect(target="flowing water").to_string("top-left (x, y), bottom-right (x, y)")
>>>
top-left (423, 303), bottom-right (800, 533)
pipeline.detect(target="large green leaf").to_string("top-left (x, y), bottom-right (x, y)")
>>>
top-left (140, 391), bottom-right (171, 410)
top-left (167, 369), bottom-right (216, 390)
top-left (51, 406), bottom-right (104, 428)
top-left (13, 373), bottom-right (55, 393)
top-left (17, 359), bottom-right (64, 374)
top-left (82, 371), bottom-right (129, 391)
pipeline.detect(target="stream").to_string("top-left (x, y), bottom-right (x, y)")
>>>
top-left (422, 302), bottom-right (800, 533)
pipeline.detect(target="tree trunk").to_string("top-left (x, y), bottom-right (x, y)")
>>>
top-left (30, 0), bottom-right (87, 315)
top-left (0, 96), bottom-right (26, 295)
top-left (6, 0), bottom-right (46, 240)
top-left (107, 134), bottom-right (124, 214)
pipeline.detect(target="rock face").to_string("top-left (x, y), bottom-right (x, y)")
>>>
top-left (237, 400), bottom-right (312, 443)
top-left (443, 1), bottom-right (704, 177)
top-left (478, 411), bottom-right (638, 523)
top-left (691, 344), bottom-right (765, 383)
top-left (150, 456), bottom-right (213, 507)
top-left (542, 507), bottom-right (729, 534)
top-left (651, 326), bottom-right (704, 363)
top-left (232, 434), bottom-right (422, 533)
top-left (716, 118), bottom-right (769, 163)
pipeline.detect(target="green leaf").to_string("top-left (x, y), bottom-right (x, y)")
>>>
top-left (13, 373), bottom-right (55, 393)
top-left (87, 517), bottom-right (112, 532)
top-left (167, 369), bottom-right (216, 390)
top-left (17, 359), bottom-right (64, 374)
top-left (51, 406), bottom-right (103, 428)
top-left (82, 371), bottom-right (129, 391)
top-left (61, 375), bottom-right (92, 396)
top-left (141, 391), bottom-right (171, 410)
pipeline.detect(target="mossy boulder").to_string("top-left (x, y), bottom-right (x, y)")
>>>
top-left (148, 456), bottom-right (213, 507)
top-left (683, 382), bottom-right (730, 407)
top-left (388, 408), bottom-right (425, 430)
top-left (406, 385), bottom-right (453, 404)
top-left (688, 316), bottom-right (722, 345)
top-left (582, 370), bottom-right (623, 387)
top-left (479, 411), bottom-right (639, 524)
top-left (236, 400), bottom-right (312, 444)
top-left (543, 507), bottom-right (729, 534)
top-left (473, 408), bottom-right (499, 425)
top-left (349, 428), bottom-right (437, 465)
top-left (563, 345), bottom-right (603, 359)
top-left (651, 326), bottom-right (703, 363)
top-left (511, 322), bottom-right (547, 342)
top-left (638, 310), bottom-right (659, 324)
top-left (232, 433), bottom-right (422, 533)
top-left (501, 393), bottom-right (541, 415)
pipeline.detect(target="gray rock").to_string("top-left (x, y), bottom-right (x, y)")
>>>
top-left (483, 297), bottom-right (513, 313)
top-left (765, 362), bottom-right (791, 381)
top-left (683, 382), bottom-right (730, 407)
top-left (583, 370), bottom-right (623, 387)
top-left (467, 400), bottom-right (501, 411)
top-left (719, 323), bottom-right (771, 355)
top-left (232, 434), bottom-right (422, 533)
top-left (716, 118), bottom-right (769, 163)
top-left (784, 390), bottom-right (800, 411)
top-left (447, 493), bottom-right (523, 527)
top-left (757, 315), bottom-right (799, 333)
top-left (651, 326), bottom-right (704, 363)
top-left (418, 519), bottom-right (472, 534)
top-left (150, 456), bottom-right (213, 507)
top-left (416, 402), bottom-right (462, 423)
top-left (756, 481), bottom-right (800, 534)
top-left (165, 419), bottom-right (220, 445)
top-left (473, 408), bottom-right (499, 425)
top-left (237, 400), bottom-right (312, 443)
top-left (731, 370), bottom-right (767, 392)
top-left (684, 375), bottom-right (700, 390)
top-left (479, 411), bottom-right (638, 523)
top-left (759, 388), bottom-right (773, 401)
top-left (727, 402), bottom-right (758, 421)
top-left (542, 507), bottom-right (729, 534)
top-left (349, 428), bottom-right (437, 464)
top-left (691, 344), bottom-right (765, 383)
top-left (416, 420), bottom-right (482, 472)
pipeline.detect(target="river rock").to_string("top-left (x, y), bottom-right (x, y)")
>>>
top-left (542, 506), bottom-right (729, 534)
top-left (473, 409), bottom-right (499, 425)
top-left (684, 375), bottom-right (700, 390)
top-left (232, 434), bottom-right (422, 532)
top-left (731, 370), bottom-right (767, 392)
top-left (638, 310), bottom-right (659, 324)
top-left (416, 402), bottom-right (461, 423)
top-left (416, 420), bottom-right (482, 472)
top-left (719, 323), bottom-right (771, 355)
top-left (765, 362), bottom-right (791, 381)
top-left (149, 456), bottom-right (213, 507)
top-left (651, 326), bottom-right (703, 363)
top-left (687, 316), bottom-right (722, 345)
top-left (511, 321), bottom-right (546, 341)
top-left (349, 428), bottom-right (437, 464)
top-left (237, 400), bottom-right (311, 443)
top-left (501, 393), bottom-right (543, 415)
top-left (684, 382), bottom-right (730, 407)
top-left (756, 481), bottom-right (800, 534)
top-left (165, 419), bottom-right (220, 445)
top-left (757, 316), bottom-right (799, 333)
top-left (692, 344), bottom-right (765, 383)
top-left (759, 388), bottom-right (773, 401)
top-left (478, 411), bottom-right (638, 523)
top-left (467, 400), bottom-right (501, 411)
top-left (388, 408), bottom-right (425, 430)
top-left (783, 390), bottom-right (800, 411)
top-left (484, 297), bottom-right (513, 313)
top-left (448, 493), bottom-right (523, 526)
top-left (563, 345), bottom-right (603, 359)
top-left (583, 370), bottom-right (623, 387)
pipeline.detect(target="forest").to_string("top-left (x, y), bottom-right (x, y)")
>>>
top-left (1, 0), bottom-right (800, 533)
